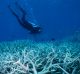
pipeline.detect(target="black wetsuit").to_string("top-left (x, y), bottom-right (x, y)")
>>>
top-left (8, 3), bottom-right (41, 34)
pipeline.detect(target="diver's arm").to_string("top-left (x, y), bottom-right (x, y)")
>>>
top-left (8, 5), bottom-right (34, 30)
top-left (8, 4), bottom-right (42, 34)
top-left (15, 2), bottom-right (42, 33)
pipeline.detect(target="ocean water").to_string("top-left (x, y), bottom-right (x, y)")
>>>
top-left (0, 0), bottom-right (80, 74)
top-left (0, 0), bottom-right (80, 41)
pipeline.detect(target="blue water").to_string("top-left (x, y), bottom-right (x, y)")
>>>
top-left (0, 1), bottom-right (80, 73)
top-left (0, 0), bottom-right (80, 42)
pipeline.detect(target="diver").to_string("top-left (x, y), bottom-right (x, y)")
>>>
top-left (8, 2), bottom-right (42, 34)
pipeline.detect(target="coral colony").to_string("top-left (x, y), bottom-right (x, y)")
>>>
top-left (0, 33), bottom-right (80, 74)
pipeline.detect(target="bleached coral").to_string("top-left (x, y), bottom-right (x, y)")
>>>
top-left (0, 38), bottom-right (80, 74)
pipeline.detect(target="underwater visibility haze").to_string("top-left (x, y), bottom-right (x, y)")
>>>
top-left (0, 0), bottom-right (80, 41)
top-left (0, 0), bottom-right (80, 74)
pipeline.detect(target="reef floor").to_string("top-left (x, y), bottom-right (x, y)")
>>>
top-left (0, 33), bottom-right (80, 74)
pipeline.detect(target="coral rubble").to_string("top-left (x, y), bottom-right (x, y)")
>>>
top-left (0, 36), bottom-right (80, 74)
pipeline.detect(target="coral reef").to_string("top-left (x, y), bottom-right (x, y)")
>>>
top-left (0, 36), bottom-right (80, 74)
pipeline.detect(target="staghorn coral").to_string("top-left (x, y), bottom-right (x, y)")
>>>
top-left (0, 37), bottom-right (80, 74)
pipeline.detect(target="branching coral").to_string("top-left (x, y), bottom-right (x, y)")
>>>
top-left (0, 38), bottom-right (80, 74)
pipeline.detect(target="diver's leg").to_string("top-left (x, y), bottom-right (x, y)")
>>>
top-left (8, 5), bottom-right (19, 18)
top-left (14, 2), bottom-right (27, 22)
top-left (8, 5), bottom-right (23, 25)
top-left (15, 2), bottom-right (26, 16)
